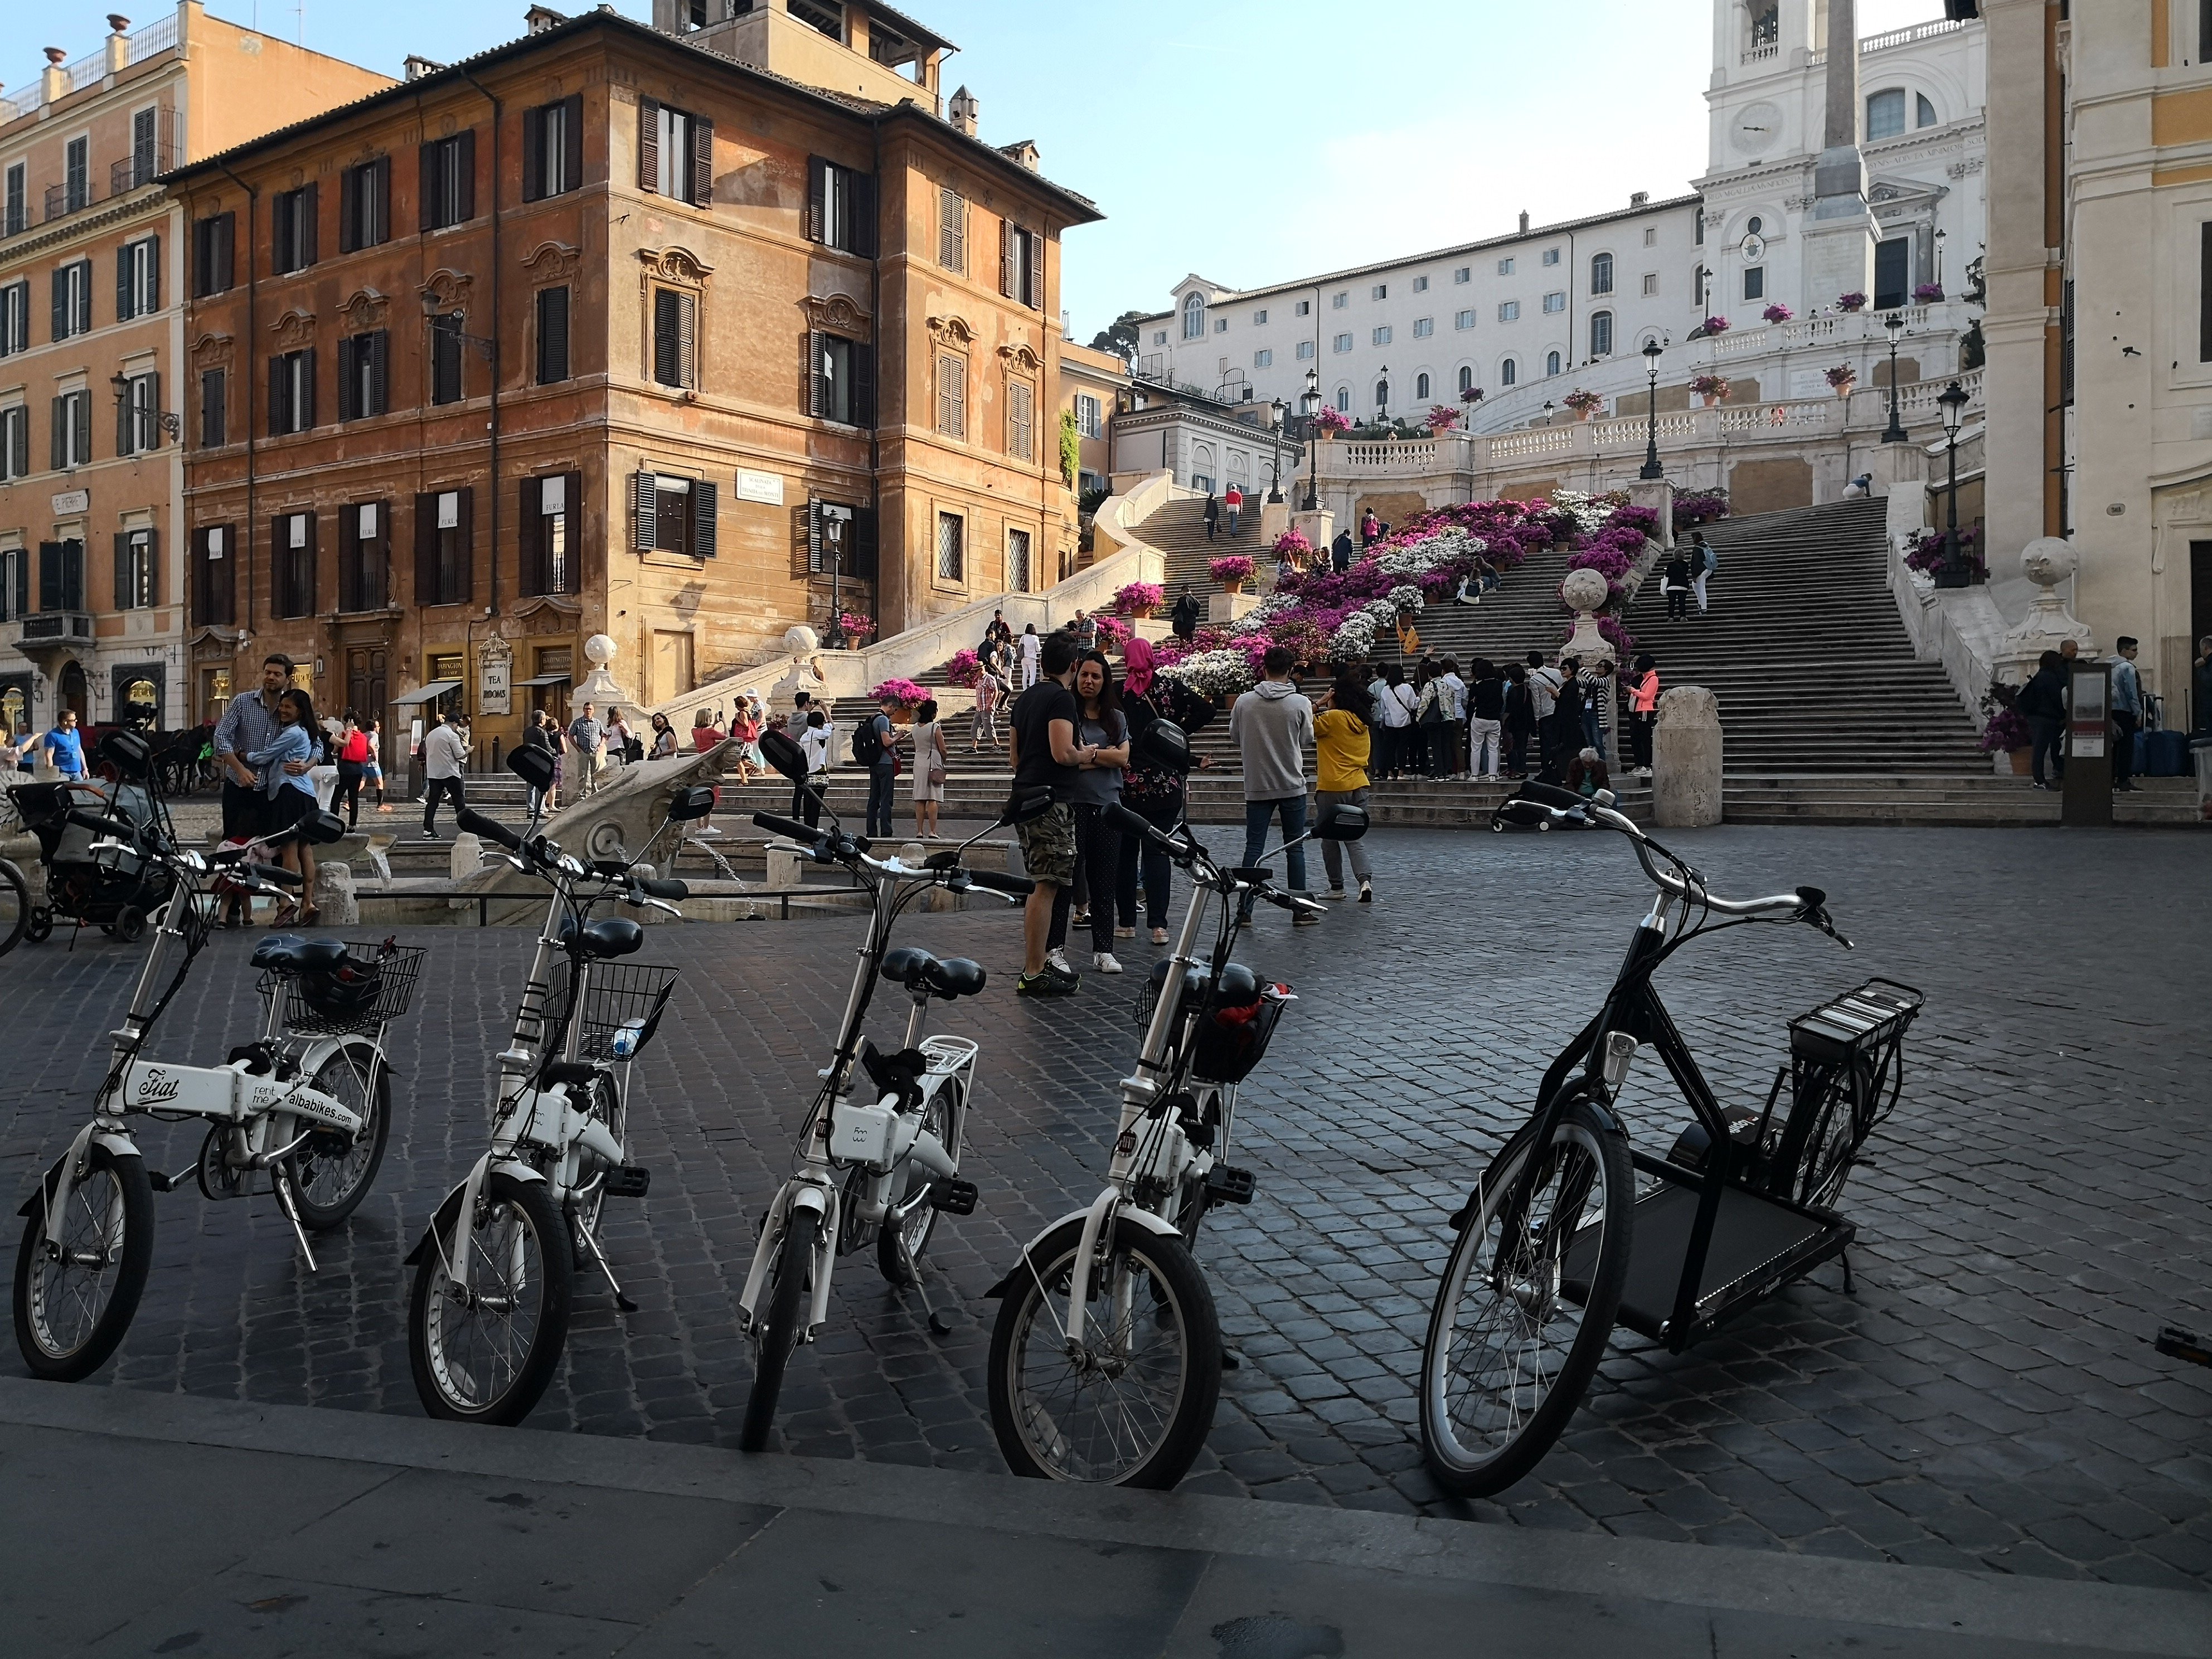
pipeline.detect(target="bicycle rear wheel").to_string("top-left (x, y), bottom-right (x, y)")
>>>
top-left (285, 1048), bottom-right (392, 1230)
top-left (1420, 1095), bottom-right (1631, 1498)
top-left (0, 861), bottom-right (26, 958)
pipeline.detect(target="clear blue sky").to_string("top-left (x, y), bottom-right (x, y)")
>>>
top-left (100, 0), bottom-right (1944, 338)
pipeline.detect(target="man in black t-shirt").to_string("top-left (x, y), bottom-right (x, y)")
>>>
top-left (1008, 631), bottom-right (1089, 995)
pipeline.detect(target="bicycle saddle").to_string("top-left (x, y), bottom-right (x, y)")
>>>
top-left (558, 916), bottom-right (645, 959)
top-left (250, 935), bottom-right (350, 973)
top-left (880, 946), bottom-right (987, 1001)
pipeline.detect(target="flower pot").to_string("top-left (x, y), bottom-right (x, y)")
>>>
top-left (2007, 747), bottom-right (2032, 775)
top-left (1573, 408), bottom-right (1594, 423)
top-left (1128, 603), bottom-right (1156, 619)
top-left (1219, 579), bottom-right (1245, 595)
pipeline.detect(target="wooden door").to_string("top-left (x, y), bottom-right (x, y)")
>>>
top-left (347, 647), bottom-right (388, 761)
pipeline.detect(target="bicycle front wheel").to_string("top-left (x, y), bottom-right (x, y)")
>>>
top-left (0, 861), bottom-right (27, 958)
top-left (1420, 1095), bottom-right (1631, 1498)
top-left (409, 1172), bottom-right (571, 1425)
top-left (988, 1215), bottom-right (1220, 1490)
top-left (13, 1143), bottom-right (155, 1381)
top-left (741, 1207), bottom-right (819, 1453)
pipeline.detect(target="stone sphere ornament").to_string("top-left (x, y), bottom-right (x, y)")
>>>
top-left (2019, 537), bottom-right (2078, 591)
top-left (783, 624), bottom-right (820, 656)
top-left (1560, 567), bottom-right (1610, 613)
top-left (584, 633), bottom-right (618, 666)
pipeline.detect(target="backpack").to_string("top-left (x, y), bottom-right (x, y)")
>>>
top-left (850, 715), bottom-right (883, 767)
top-left (1696, 544), bottom-right (1717, 575)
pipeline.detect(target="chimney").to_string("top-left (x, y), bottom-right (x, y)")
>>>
top-left (105, 16), bottom-right (130, 73)
top-left (525, 4), bottom-right (566, 34)
top-left (1631, 190), bottom-right (1649, 208)
top-left (404, 54), bottom-right (445, 81)
top-left (948, 85), bottom-right (978, 138)
top-left (1517, 209), bottom-right (1530, 234)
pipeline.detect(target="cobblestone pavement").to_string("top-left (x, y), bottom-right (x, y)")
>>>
top-left (2, 827), bottom-right (2207, 1589)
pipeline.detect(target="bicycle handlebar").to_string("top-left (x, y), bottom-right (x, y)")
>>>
top-left (634, 876), bottom-right (689, 901)
top-left (244, 862), bottom-right (300, 889)
top-left (67, 808), bottom-right (137, 840)
top-left (751, 812), bottom-right (821, 844)
top-left (455, 808), bottom-right (522, 852)
top-left (965, 868), bottom-right (1035, 898)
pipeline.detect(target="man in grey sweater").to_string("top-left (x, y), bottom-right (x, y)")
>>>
top-left (1228, 644), bottom-right (1317, 922)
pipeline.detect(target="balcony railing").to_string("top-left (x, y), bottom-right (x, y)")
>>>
top-left (111, 142), bottom-right (177, 197)
top-left (44, 180), bottom-right (95, 222)
top-left (18, 610), bottom-right (94, 643)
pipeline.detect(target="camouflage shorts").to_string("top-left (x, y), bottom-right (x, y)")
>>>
top-left (1015, 801), bottom-right (1076, 886)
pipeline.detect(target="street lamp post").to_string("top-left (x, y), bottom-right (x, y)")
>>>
top-left (1637, 336), bottom-right (1666, 481)
top-left (1936, 379), bottom-right (1971, 588)
top-left (1377, 366), bottom-right (1389, 429)
top-left (1881, 311), bottom-right (1909, 444)
top-left (1299, 366), bottom-right (1321, 512)
top-left (1267, 398), bottom-right (1286, 503)
top-left (1543, 400), bottom-right (1556, 426)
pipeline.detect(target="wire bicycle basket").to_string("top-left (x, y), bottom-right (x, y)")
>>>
top-left (263, 943), bottom-right (429, 1037)
top-left (570, 962), bottom-right (681, 1062)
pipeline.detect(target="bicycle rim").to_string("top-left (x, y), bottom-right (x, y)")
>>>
top-left (997, 1223), bottom-right (1214, 1486)
top-left (23, 1167), bottom-right (132, 1361)
top-left (290, 1052), bottom-right (384, 1218)
top-left (0, 862), bottom-right (26, 957)
top-left (1422, 1103), bottom-right (1629, 1493)
top-left (422, 1190), bottom-right (555, 1415)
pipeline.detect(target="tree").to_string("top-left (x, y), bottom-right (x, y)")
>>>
top-left (1089, 310), bottom-right (1146, 366)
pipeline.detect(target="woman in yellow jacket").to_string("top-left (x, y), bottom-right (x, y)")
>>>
top-left (1313, 670), bottom-right (1377, 903)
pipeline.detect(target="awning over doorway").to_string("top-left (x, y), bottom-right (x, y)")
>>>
top-left (390, 680), bottom-right (463, 705)
top-left (515, 673), bottom-right (573, 687)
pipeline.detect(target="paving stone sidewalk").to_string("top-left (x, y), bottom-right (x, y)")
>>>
top-left (0, 826), bottom-right (2206, 1589)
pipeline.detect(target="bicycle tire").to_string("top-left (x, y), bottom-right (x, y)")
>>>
top-left (987, 1214), bottom-right (1220, 1490)
top-left (286, 1049), bottom-right (392, 1230)
top-left (1420, 1095), bottom-right (1632, 1498)
top-left (13, 1143), bottom-right (155, 1382)
top-left (569, 1072), bottom-right (624, 1272)
top-left (25, 905), bottom-right (51, 944)
top-left (741, 1209), bottom-right (818, 1453)
top-left (874, 1093), bottom-right (949, 1287)
top-left (0, 861), bottom-right (27, 958)
top-left (408, 1172), bottom-right (571, 1425)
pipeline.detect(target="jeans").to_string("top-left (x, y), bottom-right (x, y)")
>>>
top-left (1059, 803), bottom-right (1123, 953)
top-left (2027, 715), bottom-right (2064, 785)
top-left (1580, 706), bottom-right (1602, 758)
top-left (1469, 717), bottom-right (1501, 778)
top-left (1240, 795), bottom-right (1308, 910)
top-left (1628, 711), bottom-right (1656, 770)
top-left (1425, 722), bottom-right (1455, 778)
top-left (1228, 508), bottom-right (1240, 535)
top-left (422, 775), bottom-right (466, 836)
top-left (2111, 711), bottom-right (2140, 789)
top-left (1117, 798), bottom-right (1178, 929)
top-left (1317, 788), bottom-right (1373, 889)
top-left (866, 765), bottom-right (896, 838)
top-left (333, 762), bottom-right (365, 827)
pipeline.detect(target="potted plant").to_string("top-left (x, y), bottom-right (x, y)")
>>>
top-left (1425, 404), bottom-right (1462, 435)
top-left (1271, 528), bottom-right (1314, 571)
top-left (1825, 363), bottom-right (1858, 398)
top-left (1980, 705), bottom-right (2033, 774)
top-left (1702, 316), bottom-right (1731, 336)
top-left (1114, 580), bottom-right (1164, 618)
top-left (1562, 389), bottom-right (1604, 421)
top-left (866, 677), bottom-right (929, 720)
top-left (1762, 303), bottom-right (1794, 324)
top-left (1914, 283), bottom-right (1946, 304)
top-left (1837, 291), bottom-right (1869, 313)
top-left (1311, 406), bottom-right (1351, 441)
top-left (837, 611), bottom-right (877, 643)
top-left (1209, 554), bottom-right (1257, 594)
top-left (945, 648), bottom-right (984, 690)
top-left (1689, 372), bottom-right (1729, 408)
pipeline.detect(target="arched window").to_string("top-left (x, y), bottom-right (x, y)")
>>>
top-left (1181, 292), bottom-right (1206, 341)
top-left (1748, 3), bottom-right (1778, 48)
top-left (1866, 88), bottom-right (1907, 140)
top-left (1590, 312), bottom-right (1614, 357)
top-left (1590, 252), bottom-right (1614, 296)
top-left (1335, 385), bottom-right (1350, 412)
top-left (1545, 350), bottom-right (1562, 377)
top-left (1500, 358), bottom-right (1517, 387)
top-left (1415, 371), bottom-right (1430, 400)
top-left (1917, 93), bottom-right (1938, 128)
top-left (1457, 365), bottom-right (1474, 394)
top-left (1374, 379), bottom-right (1390, 410)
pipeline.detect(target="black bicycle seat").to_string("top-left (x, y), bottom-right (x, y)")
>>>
top-left (542, 1061), bottom-right (601, 1089)
top-left (880, 947), bottom-right (986, 1001)
top-left (559, 916), bottom-right (645, 959)
top-left (250, 935), bottom-right (348, 973)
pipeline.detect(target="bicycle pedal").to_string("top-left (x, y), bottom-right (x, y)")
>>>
top-left (1204, 1166), bottom-right (1256, 1205)
top-left (928, 1179), bottom-right (978, 1216)
top-left (604, 1165), bottom-right (651, 1199)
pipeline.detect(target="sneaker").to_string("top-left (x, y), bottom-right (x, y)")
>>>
top-left (1017, 969), bottom-right (1079, 997)
top-left (1293, 909), bottom-right (1320, 927)
top-left (1359, 882), bottom-right (1374, 904)
top-left (1070, 909), bottom-right (1090, 928)
top-left (696, 826), bottom-right (725, 838)
top-left (1115, 925), bottom-right (1136, 939)
top-left (1046, 948), bottom-right (1072, 976)
top-left (1320, 887), bottom-right (1348, 901)
top-left (1093, 952), bottom-right (1123, 974)
top-left (1151, 927), bottom-right (1168, 945)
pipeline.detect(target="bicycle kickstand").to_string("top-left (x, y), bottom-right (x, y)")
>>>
top-left (576, 1220), bottom-right (639, 1313)
top-left (894, 1233), bottom-right (956, 1337)
top-left (1839, 1248), bottom-right (1854, 1296)
top-left (271, 1172), bottom-right (319, 1273)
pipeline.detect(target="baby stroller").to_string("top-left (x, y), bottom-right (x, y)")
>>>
top-left (7, 729), bottom-right (180, 943)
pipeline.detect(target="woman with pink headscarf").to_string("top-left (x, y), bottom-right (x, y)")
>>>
top-left (1115, 634), bottom-right (1215, 945)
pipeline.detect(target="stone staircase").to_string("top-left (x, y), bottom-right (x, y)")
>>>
top-left (1621, 496), bottom-right (1986, 774)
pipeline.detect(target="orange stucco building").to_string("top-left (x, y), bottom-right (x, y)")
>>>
top-left (0, 5), bottom-right (391, 738)
top-left (166, 1), bottom-right (1100, 769)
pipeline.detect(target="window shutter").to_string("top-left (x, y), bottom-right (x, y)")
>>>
top-left (201, 368), bottom-right (224, 448)
top-left (72, 391), bottom-right (90, 465)
top-left (852, 506), bottom-right (878, 580)
top-left (1024, 231), bottom-right (1041, 309)
top-left (677, 292), bottom-right (697, 389)
top-left (638, 97), bottom-right (661, 193)
top-left (518, 476), bottom-right (542, 593)
top-left (807, 155), bottom-right (827, 242)
top-left (419, 143), bottom-right (439, 230)
top-left (214, 212), bottom-right (233, 292)
top-left (455, 131), bottom-right (476, 222)
top-left (854, 342), bottom-right (875, 429)
top-left (690, 116), bottom-right (713, 207)
top-left (303, 512), bottom-right (319, 615)
top-left (116, 384), bottom-right (133, 455)
top-left (371, 159), bottom-right (389, 245)
top-left (12, 542), bottom-right (27, 617)
top-left (370, 330), bottom-right (388, 414)
top-left (145, 371), bottom-right (161, 450)
top-left (39, 541), bottom-right (61, 610)
top-left (453, 486), bottom-right (473, 602)
top-left (269, 356), bottom-right (285, 436)
top-left (191, 220), bottom-right (207, 297)
top-left (300, 182), bottom-right (319, 268)
top-left (144, 237), bottom-right (158, 313)
top-left (413, 493), bottom-right (436, 600)
top-left (116, 243), bottom-right (134, 321)
top-left (539, 285), bottom-right (569, 382)
top-left (337, 337), bottom-right (356, 421)
top-left (341, 163), bottom-right (360, 251)
top-left (114, 532), bottom-right (130, 607)
top-left (561, 93), bottom-right (584, 193)
top-left (522, 106), bottom-right (545, 202)
top-left (50, 397), bottom-right (65, 470)
top-left (807, 328), bottom-right (824, 418)
top-left (562, 471), bottom-right (584, 592)
top-left (8, 405), bottom-right (25, 477)
top-left (851, 169), bottom-right (876, 258)
top-left (144, 527), bottom-right (158, 607)
top-left (806, 496), bottom-right (822, 574)
top-left (50, 268), bottom-right (66, 339)
top-left (300, 349), bottom-right (317, 432)
top-left (632, 470), bottom-right (657, 550)
top-left (1000, 218), bottom-right (1015, 298)
top-left (693, 479), bottom-right (717, 558)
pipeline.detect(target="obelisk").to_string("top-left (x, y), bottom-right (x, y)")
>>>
top-left (1800, 0), bottom-right (1876, 309)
